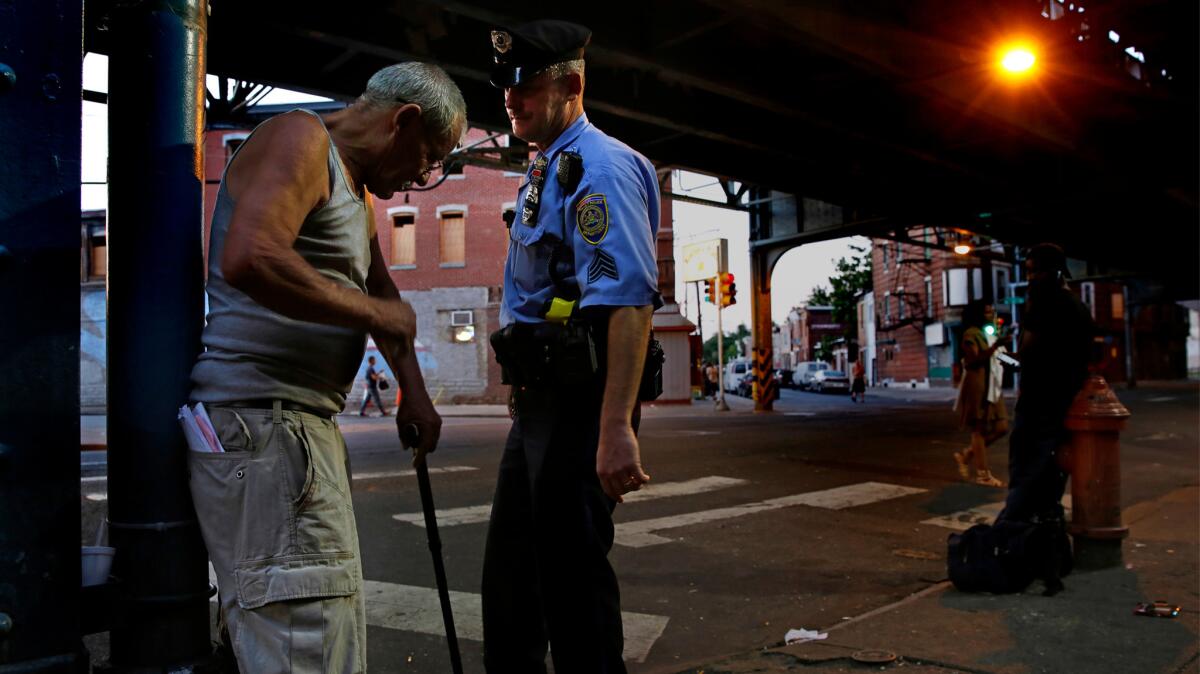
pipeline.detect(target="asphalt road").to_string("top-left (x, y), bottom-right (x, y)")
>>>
top-left (80, 383), bottom-right (1199, 673)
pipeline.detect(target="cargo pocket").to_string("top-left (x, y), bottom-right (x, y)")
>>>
top-left (233, 553), bottom-right (359, 610)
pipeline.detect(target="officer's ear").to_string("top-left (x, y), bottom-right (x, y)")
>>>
top-left (562, 72), bottom-right (584, 101)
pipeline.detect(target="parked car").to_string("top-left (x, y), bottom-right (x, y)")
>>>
top-left (791, 361), bottom-right (832, 390)
top-left (723, 359), bottom-right (748, 393)
top-left (811, 369), bottom-right (850, 393)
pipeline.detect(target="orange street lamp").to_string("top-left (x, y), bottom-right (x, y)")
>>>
top-left (998, 44), bottom-right (1037, 78)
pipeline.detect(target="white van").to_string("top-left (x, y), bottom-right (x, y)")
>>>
top-left (791, 361), bottom-right (831, 390)
top-left (722, 359), bottom-right (749, 393)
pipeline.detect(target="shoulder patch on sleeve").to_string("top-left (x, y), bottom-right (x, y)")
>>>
top-left (576, 193), bottom-right (609, 245)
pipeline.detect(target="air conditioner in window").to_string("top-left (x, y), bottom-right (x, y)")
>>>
top-left (450, 310), bottom-right (474, 327)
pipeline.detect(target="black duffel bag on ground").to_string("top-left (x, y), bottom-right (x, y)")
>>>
top-left (947, 516), bottom-right (1073, 596)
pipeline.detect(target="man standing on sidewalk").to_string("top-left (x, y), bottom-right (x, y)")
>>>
top-left (1000, 243), bottom-right (1096, 522)
top-left (481, 20), bottom-right (661, 673)
top-left (187, 63), bottom-right (465, 670)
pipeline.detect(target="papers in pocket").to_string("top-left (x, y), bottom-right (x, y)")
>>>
top-left (179, 403), bottom-right (226, 453)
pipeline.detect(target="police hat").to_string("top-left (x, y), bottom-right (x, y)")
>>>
top-left (490, 20), bottom-right (591, 88)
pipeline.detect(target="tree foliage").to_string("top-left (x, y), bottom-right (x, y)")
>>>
top-left (806, 285), bottom-right (832, 306)
top-left (702, 323), bottom-right (750, 364)
top-left (827, 245), bottom-right (873, 328)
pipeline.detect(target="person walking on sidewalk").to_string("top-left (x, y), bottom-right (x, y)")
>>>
top-left (186, 63), bottom-right (465, 671)
top-left (481, 19), bottom-right (661, 673)
top-left (953, 300), bottom-right (1009, 487)
top-left (999, 243), bottom-right (1096, 522)
top-left (850, 357), bottom-right (866, 402)
top-left (359, 354), bottom-right (391, 416)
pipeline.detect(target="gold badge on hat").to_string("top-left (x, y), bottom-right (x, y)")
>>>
top-left (491, 30), bottom-right (512, 54)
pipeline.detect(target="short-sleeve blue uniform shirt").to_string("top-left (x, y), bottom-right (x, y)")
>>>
top-left (501, 114), bottom-right (660, 326)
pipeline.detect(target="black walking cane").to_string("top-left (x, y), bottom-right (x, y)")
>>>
top-left (401, 423), bottom-right (464, 674)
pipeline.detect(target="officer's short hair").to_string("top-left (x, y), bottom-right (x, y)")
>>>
top-left (362, 62), bottom-right (467, 141)
top-left (541, 59), bottom-right (585, 81)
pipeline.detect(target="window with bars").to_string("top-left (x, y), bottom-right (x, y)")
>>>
top-left (391, 213), bottom-right (416, 267)
top-left (440, 211), bottom-right (465, 266)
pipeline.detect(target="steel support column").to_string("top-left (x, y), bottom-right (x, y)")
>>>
top-left (106, 0), bottom-right (213, 667)
top-left (0, 2), bottom-right (84, 671)
top-left (748, 188), bottom-right (777, 411)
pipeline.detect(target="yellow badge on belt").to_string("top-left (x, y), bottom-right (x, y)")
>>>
top-left (576, 193), bottom-right (609, 245)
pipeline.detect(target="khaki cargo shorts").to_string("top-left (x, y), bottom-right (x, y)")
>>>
top-left (187, 401), bottom-right (366, 673)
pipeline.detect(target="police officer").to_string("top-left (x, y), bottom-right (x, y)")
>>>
top-left (482, 19), bottom-right (661, 673)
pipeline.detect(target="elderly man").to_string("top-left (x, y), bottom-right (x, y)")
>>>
top-left (481, 20), bottom-right (662, 674)
top-left (187, 62), bottom-right (465, 671)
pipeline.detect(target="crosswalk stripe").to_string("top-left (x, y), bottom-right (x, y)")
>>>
top-left (392, 476), bottom-right (749, 528)
top-left (206, 565), bottom-right (666, 662)
top-left (363, 580), bottom-right (668, 663)
top-left (355, 466), bottom-right (477, 481)
top-left (921, 495), bottom-right (1073, 531)
top-left (616, 481), bottom-right (928, 548)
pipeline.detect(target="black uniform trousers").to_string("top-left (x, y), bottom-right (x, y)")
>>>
top-left (482, 381), bottom-right (632, 674)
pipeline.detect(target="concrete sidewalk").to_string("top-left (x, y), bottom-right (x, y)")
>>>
top-left (666, 486), bottom-right (1200, 673)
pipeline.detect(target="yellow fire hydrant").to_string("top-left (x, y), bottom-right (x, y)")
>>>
top-left (1061, 375), bottom-right (1131, 568)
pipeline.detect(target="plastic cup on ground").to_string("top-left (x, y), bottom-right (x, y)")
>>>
top-left (81, 546), bottom-right (115, 586)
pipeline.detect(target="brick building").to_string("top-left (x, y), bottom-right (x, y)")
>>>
top-left (868, 232), bottom-right (1014, 388)
top-left (863, 232), bottom-right (1190, 388)
top-left (82, 107), bottom-right (692, 410)
top-left (783, 305), bottom-right (844, 368)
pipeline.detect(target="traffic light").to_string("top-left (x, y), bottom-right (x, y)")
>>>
top-left (720, 273), bottom-right (736, 307)
top-left (704, 277), bottom-right (717, 304)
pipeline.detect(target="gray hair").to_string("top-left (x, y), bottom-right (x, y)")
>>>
top-left (362, 62), bottom-right (467, 140)
top-left (541, 59), bottom-right (585, 81)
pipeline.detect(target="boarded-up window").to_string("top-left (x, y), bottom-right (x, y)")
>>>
top-left (392, 213), bottom-right (415, 266)
top-left (440, 211), bottom-right (465, 265)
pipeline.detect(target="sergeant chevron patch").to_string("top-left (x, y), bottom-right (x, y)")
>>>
top-left (587, 248), bottom-right (619, 283)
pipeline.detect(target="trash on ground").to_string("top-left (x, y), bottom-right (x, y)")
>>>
top-left (1134, 601), bottom-right (1180, 618)
top-left (784, 628), bottom-right (828, 644)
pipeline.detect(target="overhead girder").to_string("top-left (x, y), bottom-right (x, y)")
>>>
top-left (82, 0), bottom-right (1197, 293)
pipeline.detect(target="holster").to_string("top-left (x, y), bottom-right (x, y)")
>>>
top-left (490, 322), bottom-right (665, 402)
top-left (639, 336), bottom-right (665, 401)
top-left (489, 321), bottom-right (598, 389)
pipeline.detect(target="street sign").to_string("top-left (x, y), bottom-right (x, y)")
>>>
top-left (680, 238), bottom-right (728, 282)
top-left (1001, 296), bottom-right (1025, 305)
